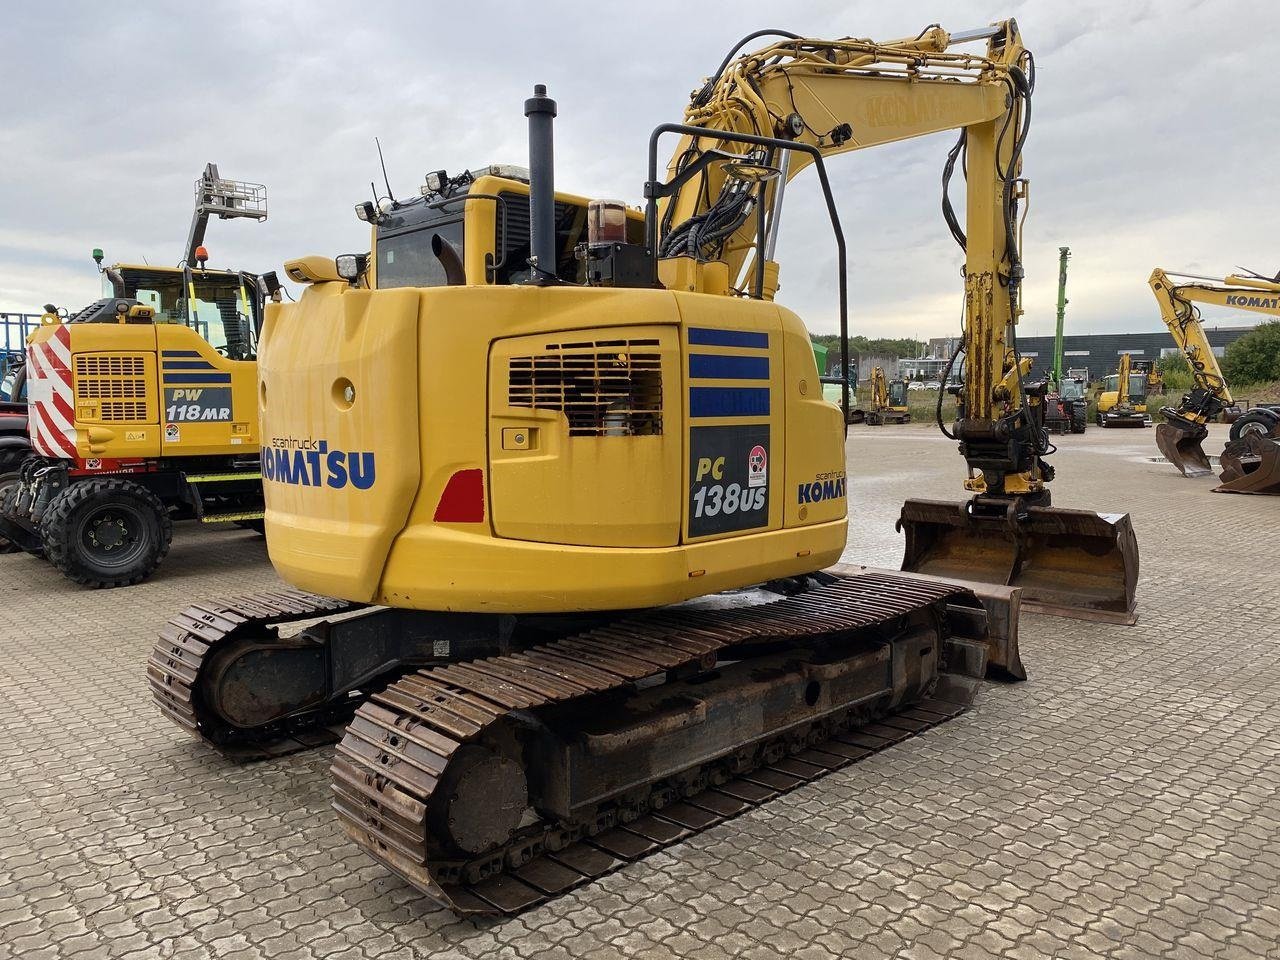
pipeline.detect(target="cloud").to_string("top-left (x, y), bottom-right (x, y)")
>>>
top-left (2, 0), bottom-right (1277, 341)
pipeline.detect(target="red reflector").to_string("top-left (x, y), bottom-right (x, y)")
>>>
top-left (433, 469), bottom-right (485, 522)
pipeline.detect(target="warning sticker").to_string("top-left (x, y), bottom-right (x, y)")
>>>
top-left (748, 444), bottom-right (767, 488)
top-left (165, 423), bottom-right (180, 443)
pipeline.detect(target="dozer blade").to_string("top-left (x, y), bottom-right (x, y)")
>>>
top-left (1155, 421), bottom-right (1213, 478)
top-left (898, 499), bottom-right (1139, 625)
top-left (1215, 433), bottom-right (1280, 495)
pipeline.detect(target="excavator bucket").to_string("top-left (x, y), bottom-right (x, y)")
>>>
top-left (898, 499), bottom-right (1139, 625)
top-left (1155, 421), bottom-right (1213, 478)
top-left (1215, 433), bottom-right (1280, 495)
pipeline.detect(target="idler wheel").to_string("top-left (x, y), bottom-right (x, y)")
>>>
top-left (431, 745), bottom-right (528, 855)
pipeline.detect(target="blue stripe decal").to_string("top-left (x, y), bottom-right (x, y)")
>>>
top-left (162, 373), bottom-right (232, 385)
top-left (162, 360), bottom-right (217, 370)
top-left (161, 350), bottom-right (203, 358)
top-left (689, 386), bottom-right (770, 418)
top-left (689, 354), bottom-right (770, 380)
top-left (688, 327), bottom-right (769, 349)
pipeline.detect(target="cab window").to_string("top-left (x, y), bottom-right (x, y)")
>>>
top-left (115, 268), bottom-right (258, 360)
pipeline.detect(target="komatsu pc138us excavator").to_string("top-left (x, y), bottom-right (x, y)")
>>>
top-left (149, 21), bottom-right (1138, 914)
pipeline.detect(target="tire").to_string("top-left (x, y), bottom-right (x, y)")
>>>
top-left (41, 478), bottom-right (173, 588)
top-left (1229, 408), bottom-right (1280, 443)
top-left (0, 471), bottom-right (21, 555)
top-left (1071, 405), bottom-right (1087, 434)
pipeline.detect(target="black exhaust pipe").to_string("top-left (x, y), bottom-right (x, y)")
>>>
top-left (524, 84), bottom-right (557, 285)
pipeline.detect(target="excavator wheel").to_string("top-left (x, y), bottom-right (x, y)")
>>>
top-left (1229, 408), bottom-right (1280, 443)
top-left (0, 456), bottom-right (24, 554)
top-left (41, 478), bottom-right (173, 587)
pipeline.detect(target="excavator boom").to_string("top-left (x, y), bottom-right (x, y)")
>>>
top-left (1150, 267), bottom-right (1280, 490)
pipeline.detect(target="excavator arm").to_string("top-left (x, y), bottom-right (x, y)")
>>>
top-left (1116, 352), bottom-right (1133, 408)
top-left (658, 24), bottom-right (1034, 462)
top-left (1150, 267), bottom-right (1280, 479)
top-left (649, 21), bottom-right (1136, 622)
top-left (870, 366), bottom-right (887, 410)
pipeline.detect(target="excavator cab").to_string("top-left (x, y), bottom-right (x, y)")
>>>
top-left (887, 378), bottom-right (909, 410)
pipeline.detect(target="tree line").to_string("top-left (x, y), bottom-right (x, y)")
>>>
top-left (810, 334), bottom-right (925, 360)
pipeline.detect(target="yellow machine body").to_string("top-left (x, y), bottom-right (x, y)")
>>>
top-left (25, 292), bottom-right (257, 462)
top-left (262, 19), bottom-right (1137, 624)
top-left (260, 188), bottom-right (847, 612)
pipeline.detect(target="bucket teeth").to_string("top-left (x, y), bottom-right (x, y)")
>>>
top-left (1155, 422), bottom-right (1213, 478)
top-left (898, 498), bottom-right (1139, 625)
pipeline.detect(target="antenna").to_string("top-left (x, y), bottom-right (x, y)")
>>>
top-left (376, 138), bottom-right (395, 201)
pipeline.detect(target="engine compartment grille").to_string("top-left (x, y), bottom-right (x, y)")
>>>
top-left (75, 353), bottom-right (149, 421)
top-left (100, 401), bottom-right (149, 421)
top-left (508, 339), bottom-right (662, 437)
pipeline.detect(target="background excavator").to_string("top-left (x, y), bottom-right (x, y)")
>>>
top-left (0, 164), bottom-right (275, 586)
top-left (1150, 266), bottom-right (1280, 492)
top-left (863, 366), bottom-right (910, 425)
top-left (1095, 352), bottom-right (1151, 427)
top-left (150, 21), bottom-right (1138, 915)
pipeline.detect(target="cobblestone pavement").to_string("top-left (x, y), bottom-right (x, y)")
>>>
top-left (1, 424), bottom-right (1278, 959)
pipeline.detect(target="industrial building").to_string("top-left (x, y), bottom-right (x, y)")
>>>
top-left (891, 325), bottom-right (1260, 384)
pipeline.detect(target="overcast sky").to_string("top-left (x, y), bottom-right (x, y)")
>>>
top-left (2, 0), bottom-right (1276, 341)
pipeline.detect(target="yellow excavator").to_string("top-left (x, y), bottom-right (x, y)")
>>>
top-left (1095, 353), bottom-right (1151, 427)
top-left (0, 165), bottom-right (274, 586)
top-left (864, 366), bottom-right (911, 425)
top-left (149, 21), bottom-right (1138, 914)
top-left (1150, 267), bottom-right (1280, 492)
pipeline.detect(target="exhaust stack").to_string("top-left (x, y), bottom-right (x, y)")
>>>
top-left (524, 84), bottom-right (557, 284)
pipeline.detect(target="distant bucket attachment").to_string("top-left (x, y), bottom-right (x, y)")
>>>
top-left (1155, 421), bottom-right (1213, 478)
top-left (1215, 433), bottom-right (1280, 495)
top-left (898, 499), bottom-right (1139, 625)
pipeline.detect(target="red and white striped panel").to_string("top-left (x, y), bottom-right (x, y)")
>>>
top-left (25, 325), bottom-right (78, 459)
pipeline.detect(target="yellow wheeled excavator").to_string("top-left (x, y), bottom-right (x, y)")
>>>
top-left (0, 164), bottom-right (275, 586)
top-left (1150, 267), bottom-right (1280, 492)
top-left (149, 20), bottom-right (1138, 915)
top-left (1095, 353), bottom-right (1151, 428)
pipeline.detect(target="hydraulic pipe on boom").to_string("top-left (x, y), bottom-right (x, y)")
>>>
top-left (650, 23), bottom-right (1137, 620)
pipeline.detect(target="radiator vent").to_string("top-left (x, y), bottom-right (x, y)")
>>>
top-left (508, 339), bottom-right (662, 436)
top-left (75, 354), bottom-right (149, 421)
top-left (100, 401), bottom-right (149, 421)
top-left (76, 354), bottom-right (146, 378)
